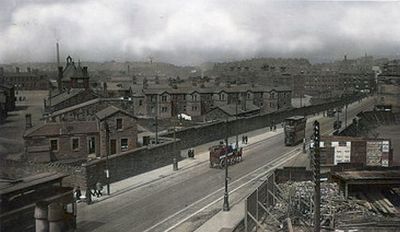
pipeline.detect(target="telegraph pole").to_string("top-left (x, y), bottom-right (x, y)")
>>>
top-left (235, 94), bottom-right (239, 149)
top-left (223, 119), bottom-right (230, 211)
top-left (155, 95), bottom-right (159, 144)
top-left (313, 121), bottom-right (321, 232)
top-left (345, 104), bottom-right (348, 128)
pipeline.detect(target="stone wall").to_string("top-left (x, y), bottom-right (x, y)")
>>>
top-left (84, 138), bottom-right (181, 188)
top-left (162, 95), bottom-right (363, 151)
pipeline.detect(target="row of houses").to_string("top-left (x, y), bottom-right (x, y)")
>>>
top-left (0, 82), bottom-right (16, 124)
top-left (103, 83), bottom-right (292, 119)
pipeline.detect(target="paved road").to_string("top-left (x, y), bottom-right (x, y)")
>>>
top-left (77, 97), bottom-right (374, 232)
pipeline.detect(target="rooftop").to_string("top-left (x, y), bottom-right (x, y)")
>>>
top-left (24, 121), bottom-right (98, 137)
top-left (333, 169), bottom-right (400, 182)
top-left (95, 105), bottom-right (136, 120)
top-left (0, 172), bottom-right (68, 196)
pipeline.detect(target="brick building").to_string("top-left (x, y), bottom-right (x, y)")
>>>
top-left (24, 106), bottom-right (138, 162)
top-left (0, 67), bottom-right (49, 90)
top-left (377, 60), bottom-right (400, 113)
top-left (141, 85), bottom-right (292, 119)
top-left (320, 136), bottom-right (393, 167)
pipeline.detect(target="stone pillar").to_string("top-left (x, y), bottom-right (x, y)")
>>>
top-left (34, 201), bottom-right (49, 232)
top-left (48, 203), bottom-right (64, 232)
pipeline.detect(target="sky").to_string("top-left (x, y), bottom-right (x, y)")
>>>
top-left (0, 0), bottom-right (400, 65)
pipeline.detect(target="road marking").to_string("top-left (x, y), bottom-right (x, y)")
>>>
top-left (142, 148), bottom-right (301, 232)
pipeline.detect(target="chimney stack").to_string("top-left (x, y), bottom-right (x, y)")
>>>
top-left (25, 114), bottom-right (32, 129)
top-left (82, 66), bottom-right (88, 77)
top-left (57, 66), bottom-right (63, 92)
top-left (56, 42), bottom-right (60, 66)
top-left (16, 67), bottom-right (20, 73)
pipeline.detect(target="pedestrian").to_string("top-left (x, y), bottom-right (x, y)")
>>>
top-left (245, 136), bottom-right (248, 144)
top-left (86, 189), bottom-right (92, 205)
top-left (96, 182), bottom-right (103, 197)
top-left (74, 186), bottom-right (82, 202)
top-left (242, 135), bottom-right (245, 143)
top-left (274, 125), bottom-right (276, 131)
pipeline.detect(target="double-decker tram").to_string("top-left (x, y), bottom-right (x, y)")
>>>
top-left (284, 116), bottom-right (306, 146)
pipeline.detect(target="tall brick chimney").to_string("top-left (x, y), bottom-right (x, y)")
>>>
top-left (25, 114), bottom-right (32, 129)
top-left (57, 66), bottom-right (63, 92)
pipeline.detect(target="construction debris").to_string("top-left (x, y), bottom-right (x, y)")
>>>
top-left (263, 181), bottom-right (400, 231)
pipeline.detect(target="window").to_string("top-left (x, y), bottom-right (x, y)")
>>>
top-left (121, 138), bottom-right (128, 151)
top-left (50, 139), bottom-right (58, 151)
top-left (192, 106), bottom-right (198, 111)
top-left (88, 137), bottom-right (96, 154)
top-left (139, 100), bottom-right (143, 106)
top-left (161, 95), bottom-right (167, 102)
top-left (161, 107), bottom-right (168, 112)
top-left (116, 118), bottom-right (123, 130)
top-left (72, 138), bottom-right (80, 151)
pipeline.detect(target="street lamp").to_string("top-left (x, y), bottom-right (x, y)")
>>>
top-left (223, 119), bottom-right (230, 211)
top-left (104, 121), bottom-right (110, 195)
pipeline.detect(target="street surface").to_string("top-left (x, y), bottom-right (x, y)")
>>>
top-left (77, 97), bottom-right (374, 232)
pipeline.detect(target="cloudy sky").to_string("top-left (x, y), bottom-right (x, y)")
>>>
top-left (0, 0), bottom-right (399, 65)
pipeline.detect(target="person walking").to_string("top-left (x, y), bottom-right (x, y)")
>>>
top-left (74, 186), bottom-right (82, 202)
top-left (245, 135), bottom-right (248, 144)
top-left (96, 182), bottom-right (103, 197)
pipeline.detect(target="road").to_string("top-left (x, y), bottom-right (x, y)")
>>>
top-left (77, 97), bottom-right (374, 232)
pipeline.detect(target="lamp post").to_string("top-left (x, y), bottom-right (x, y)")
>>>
top-left (104, 121), bottom-right (110, 195)
top-left (223, 119), bottom-right (230, 211)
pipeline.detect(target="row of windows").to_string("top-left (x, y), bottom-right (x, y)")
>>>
top-left (50, 138), bottom-right (130, 153)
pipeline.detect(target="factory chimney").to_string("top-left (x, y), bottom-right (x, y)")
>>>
top-left (56, 42), bottom-right (60, 66)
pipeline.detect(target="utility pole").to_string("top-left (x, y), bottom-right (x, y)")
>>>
top-left (345, 104), bottom-right (348, 128)
top-left (223, 119), bottom-right (230, 211)
top-left (155, 95), bottom-right (159, 144)
top-left (313, 120), bottom-right (321, 232)
top-left (104, 121), bottom-right (110, 195)
top-left (235, 94), bottom-right (239, 149)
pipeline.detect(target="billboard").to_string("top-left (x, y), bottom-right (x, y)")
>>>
top-left (332, 141), bottom-right (351, 165)
top-left (366, 141), bottom-right (382, 166)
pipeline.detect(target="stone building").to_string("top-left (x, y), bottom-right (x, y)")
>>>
top-left (24, 106), bottom-right (138, 162)
top-left (0, 67), bottom-right (49, 90)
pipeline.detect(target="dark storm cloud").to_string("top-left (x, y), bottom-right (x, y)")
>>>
top-left (0, 0), bottom-right (399, 65)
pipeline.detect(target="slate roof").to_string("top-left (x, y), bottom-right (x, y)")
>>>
top-left (142, 84), bottom-right (291, 95)
top-left (49, 89), bottom-right (97, 107)
top-left (24, 121), bottom-right (98, 138)
top-left (95, 105), bottom-right (136, 120)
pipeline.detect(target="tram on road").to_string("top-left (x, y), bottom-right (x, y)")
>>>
top-left (284, 116), bottom-right (306, 146)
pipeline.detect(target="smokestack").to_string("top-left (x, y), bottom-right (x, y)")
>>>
top-left (15, 67), bottom-right (20, 73)
top-left (57, 66), bottom-right (63, 92)
top-left (25, 114), bottom-right (32, 129)
top-left (56, 42), bottom-right (60, 66)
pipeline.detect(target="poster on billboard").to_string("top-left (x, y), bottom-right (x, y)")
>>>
top-left (366, 141), bottom-right (383, 166)
top-left (332, 141), bottom-right (351, 165)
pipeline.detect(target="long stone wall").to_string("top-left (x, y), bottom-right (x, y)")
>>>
top-left (84, 138), bottom-right (181, 188)
top-left (163, 95), bottom-right (363, 151)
